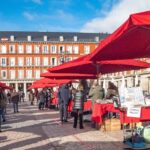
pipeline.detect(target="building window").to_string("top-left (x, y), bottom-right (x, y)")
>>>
top-left (73, 46), bottom-right (79, 54)
top-left (1, 45), bottom-right (7, 54)
top-left (84, 46), bottom-right (90, 54)
top-left (10, 35), bottom-right (14, 41)
top-left (50, 45), bottom-right (57, 54)
top-left (9, 70), bottom-right (15, 79)
top-left (59, 36), bottom-right (63, 42)
top-left (59, 46), bottom-right (64, 54)
top-left (26, 45), bottom-right (32, 53)
top-left (95, 36), bottom-right (99, 42)
top-left (66, 57), bottom-right (72, 62)
top-left (26, 70), bottom-right (32, 79)
top-left (1, 70), bottom-right (7, 79)
top-left (35, 70), bottom-right (40, 79)
top-left (66, 46), bottom-right (72, 54)
top-left (43, 35), bottom-right (47, 42)
top-left (27, 35), bottom-right (31, 41)
top-left (9, 57), bottom-right (15, 66)
top-left (18, 57), bottom-right (24, 66)
top-left (34, 57), bottom-right (40, 66)
top-left (43, 57), bottom-right (49, 66)
top-left (26, 57), bottom-right (32, 66)
top-left (18, 70), bottom-right (24, 79)
top-left (1, 57), bottom-right (7, 66)
top-left (34, 45), bottom-right (40, 53)
top-left (18, 45), bottom-right (24, 53)
top-left (42, 45), bottom-right (49, 54)
top-left (74, 36), bottom-right (77, 42)
top-left (9, 45), bottom-right (15, 53)
top-left (50, 57), bottom-right (57, 66)
top-left (58, 57), bottom-right (65, 65)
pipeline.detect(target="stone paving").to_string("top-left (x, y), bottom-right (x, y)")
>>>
top-left (0, 101), bottom-right (125, 150)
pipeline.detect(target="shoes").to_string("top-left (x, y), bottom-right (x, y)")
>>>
top-left (80, 126), bottom-right (84, 129)
top-left (64, 120), bottom-right (68, 122)
top-left (3, 119), bottom-right (6, 122)
top-left (73, 126), bottom-right (77, 128)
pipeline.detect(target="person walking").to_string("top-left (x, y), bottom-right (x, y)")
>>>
top-left (58, 83), bottom-right (71, 123)
top-left (73, 82), bottom-right (86, 129)
top-left (11, 90), bottom-right (20, 113)
top-left (0, 88), bottom-right (7, 122)
top-left (38, 90), bottom-right (46, 110)
top-left (29, 90), bottom-right (34, 105)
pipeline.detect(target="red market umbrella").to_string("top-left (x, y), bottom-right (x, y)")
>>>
top-left (40, 72), bottom-right (97, 79)
top-left (47, 59), bottom-right (150, 75)
top-left (33, 78), bottom-right (72, 84)
top-left (87, 11), bottom-right (150, 61)
top-left (28, 83), bottom-right (57, 90)
top-left (0, 82), bottom-right (13, 90)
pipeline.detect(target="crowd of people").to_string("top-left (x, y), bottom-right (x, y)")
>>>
top-left (0, 79), bottom-right (119, 130)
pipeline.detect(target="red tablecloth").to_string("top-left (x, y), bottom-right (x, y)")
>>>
top-left (92, 103), bottom-right (150, 124)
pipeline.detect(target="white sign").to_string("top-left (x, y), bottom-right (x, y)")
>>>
top-left (119, 87), bottom-right (145, 107)
top-left (127, 107), bottom-right (141, 118)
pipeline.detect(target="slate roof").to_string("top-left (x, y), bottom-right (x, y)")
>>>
top-left (0, 31), bottom-right (109, 42)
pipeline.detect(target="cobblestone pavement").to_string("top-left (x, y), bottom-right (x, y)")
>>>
top-left (0, 101), bottom-right (124, 150)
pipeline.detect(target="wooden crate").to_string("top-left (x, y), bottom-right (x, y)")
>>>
top-left (101, 118), bottom-right (121, 132)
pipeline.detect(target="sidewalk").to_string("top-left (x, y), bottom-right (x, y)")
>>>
top-left (0, 101), bottom-right (124, 150)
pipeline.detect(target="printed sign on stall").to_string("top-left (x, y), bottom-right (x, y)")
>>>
top-left (119, 87), bottom-right (145, 107)
top-left (127, 107), bottom-right (141, 118)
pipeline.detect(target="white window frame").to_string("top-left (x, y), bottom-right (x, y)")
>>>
top-left (34, 57), bottom-right (40, 66)
top-left (50, 45), bottom-right (57, 54)
top-left (18, 45), bottom-right (24, 54)
top-left (26, 45), bottom-right (32, 53)
top-left (26, 57), bottom-right (32, 66)
top-left (84, 45), bottom-right (90, 54)
top-left (1, 70), bottom-right (7, 79)
top-left (66, 46), bottom-right (72, 54)
top-left (58, 45), bottom-right (65, 54)
top-left (26, 70), bottom-right (32, 79)
top-left (9, 45), bottom-right (15, 53)
top-left (18, 57), bottom-right (24, 66)
top-left (1, 57), bottom-right (7, 66)
top-left (35, 70), bottom-right (40, 79)
top-left (73, 46), bottom-right (79, 54)
top-left (43, 57), bottom-right (49, 66)
top-left (34, 45), bottom-right (40, 54)
top-left (18, 70), bottom-right (24, 79)
top-left (9, 70), bottom-right (15, 79)
top-left (50, 57), bottom-right (57, 66)
top-left (9, 57), bottom-right (15, 66)
top-left (1, 45), bottom-right (7, 54)
top-left (42, 45), bottom-right (49, 54)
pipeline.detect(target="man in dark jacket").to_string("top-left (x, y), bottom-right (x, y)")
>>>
top-left (58, 84), bottom-right (71, 123)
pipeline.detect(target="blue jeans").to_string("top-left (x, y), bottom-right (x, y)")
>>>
top-left (13, 103), bottom-right (19, 113)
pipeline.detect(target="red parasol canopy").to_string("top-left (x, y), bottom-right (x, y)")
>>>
top-left (28, 83), bottom-right (57, 90)
top-left (40, 72), bottom-right (97, 79)
top-left (47, 59), bottom-right (150, 75)
top-left (33, 78), bottom-right (72, 84)
top-left (0, 82), bottom-right (13, 90)
top-left (87, 11), bottom-right (150, 61)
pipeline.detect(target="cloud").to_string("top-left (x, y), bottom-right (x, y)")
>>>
top-left (23, 12), bottom-right (35, 21)
top-left (56, 10), bottom-right (74, 21)
top-left (32, 0), bottom-right (42, 4)
top-left (81, 0), bottom-right (150, 33)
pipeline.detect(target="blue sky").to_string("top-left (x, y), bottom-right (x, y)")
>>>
top-left (0, 0), bottom-right (149, 32)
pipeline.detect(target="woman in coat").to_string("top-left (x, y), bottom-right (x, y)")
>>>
top-left (73, 83), bottom-right (86, 129)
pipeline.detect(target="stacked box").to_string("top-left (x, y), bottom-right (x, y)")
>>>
top-left (101, 118), bottom-right (121, 131)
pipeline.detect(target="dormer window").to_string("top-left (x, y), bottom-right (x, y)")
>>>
top-left (74, 36), bottom-right (77, 42)
top-left (10, 35), bottom-right (14, 41)
top-left (27, 35), bottom-right (31, 41)
top-left (44, 35), bottom-right (47, 42)
top-left (95, 36), bottom-right (99, 42)
top-left (59, 36), bottom-right (63, 42)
